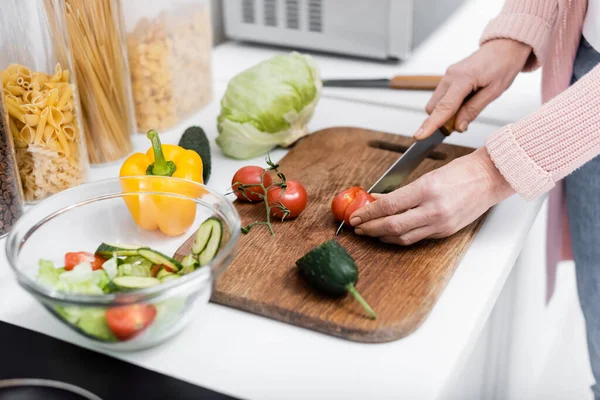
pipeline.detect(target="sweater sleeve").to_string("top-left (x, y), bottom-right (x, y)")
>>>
top-left (485, 64), bottom-right (600, 201)
top-left (480, 0), bottom-right (559, 71)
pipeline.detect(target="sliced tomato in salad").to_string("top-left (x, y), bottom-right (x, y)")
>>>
top-left (151, 264), bottom-right (176, 277)
top-left (64, 252), bottom-right (107, 271)
top-left (105, 304), bottom-right (157, 341)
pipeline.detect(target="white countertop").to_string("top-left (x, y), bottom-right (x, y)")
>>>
top-left (0, 1), bottom-right (547, 399)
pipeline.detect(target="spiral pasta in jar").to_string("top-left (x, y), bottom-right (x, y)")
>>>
top-left (0, 0), bottom-right (88, 202)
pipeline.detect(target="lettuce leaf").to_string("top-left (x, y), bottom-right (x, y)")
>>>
top-left (36, 260), bottom-right (65, 288)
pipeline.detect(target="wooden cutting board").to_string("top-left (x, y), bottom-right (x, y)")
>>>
top-left (211, 127), bottom-right (486, 343)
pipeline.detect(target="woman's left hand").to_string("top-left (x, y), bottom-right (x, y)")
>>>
top-left (349, 147), bottom-right (515, 245)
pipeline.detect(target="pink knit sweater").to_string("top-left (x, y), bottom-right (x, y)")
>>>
top-left (481, 0), bottom-right (593, 300)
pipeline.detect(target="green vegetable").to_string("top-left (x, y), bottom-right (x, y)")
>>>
top-left (117, 262), bottom-right (152, 278)
top-left (113, 276), bottom-right (161, 289)
top-left (122, 255), bottom-right (153, 269)
top-left (36, 260), bottom-right (65, 288)
top-left (192, 218), bottom-right (222, 266)
top-left (160, 274), bottom-right (180, 283)
top-left (156, 268), bottom-right (173, 280)
top-left (179, 126), bottom-right (211, 183)
top-left (180, 254), bottom-right (198, 275)
top-left (76, 308), bottom-right (117, 341)
top-left (216, 52), bottom-right (321, 159)
top-left (95, 243), bottom-right (142, 258)
top-left (296, 240), bottom-right (377, 319)
top-left (55, 306), bottom-right (116, 342)
top-left (183, 217), bottom-right (223, 269)
top-left (101, 257), bottom-right (119, 280)
top-left (198, 219), bottom-right (222, 266)
top-left (54, 263), bottom-right (109, 295)
top-left (138, 248), bottom-right (182, 271)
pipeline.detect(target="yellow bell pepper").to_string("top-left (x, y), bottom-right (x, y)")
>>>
top-left (120, 130), bottom-right (204, 237)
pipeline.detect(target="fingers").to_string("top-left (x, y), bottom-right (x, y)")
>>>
top-left (425, 79), bottom-right (450, 115)
top-left (354, 208), bottom-right (429, 237)
top-left (379, 226), bottom-right (438, 246)
top-left (454, 86), bottom-right (499, 132)
top-left (349, 184), bottom-right (421, 226)
top-left (415, 81), bottom-right (475, 139)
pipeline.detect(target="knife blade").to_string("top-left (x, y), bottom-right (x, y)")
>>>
top-left (322, 75), bottom-right (442, 91)
top-left (322, 78), bottom-right (393, 88)
top-left (334, 119), bottom-right (454, 235)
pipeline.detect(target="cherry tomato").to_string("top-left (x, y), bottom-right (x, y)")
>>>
top-left (267, 180), bottom-right (308, 219)
top-left (64, 252), bottom-right (106, 271)
top-left (105, 304), bottom-right (157, 341)
top-left (232, 166), bottom-right (273, 202)
top-left (331, 186), bottom-right (375, 225)
top-left (151, 264), bottom-right (175, 277)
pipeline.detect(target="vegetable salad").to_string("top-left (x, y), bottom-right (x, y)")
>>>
top-left (34, 218), bottom-right (223, 342)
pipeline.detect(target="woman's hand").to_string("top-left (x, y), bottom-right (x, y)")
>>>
top-left (349, 148), bottom-right (515, 245)
top-left (415, 39), bottom-right (532, 140)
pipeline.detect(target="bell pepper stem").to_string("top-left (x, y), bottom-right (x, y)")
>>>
top-left (346, 284), bottom-right (377, 320)
top-left (146, 130), bottom-right (176, 176)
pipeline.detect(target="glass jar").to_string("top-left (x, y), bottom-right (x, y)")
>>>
top-left (122, 0), bottom-right (214, 133)
top-left (62, 0), bottom-right (135, 164)
top-left (0, 0), bottom-right (88, 203)
top-left (0, 93), bottom-right (24, 237)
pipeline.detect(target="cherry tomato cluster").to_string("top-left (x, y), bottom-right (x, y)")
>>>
top-left (232, 165), bottom-right (308, 219)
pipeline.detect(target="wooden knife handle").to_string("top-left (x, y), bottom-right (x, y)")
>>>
top-left (389, 75), bottom-right (443, 90)
top-left (440, 115), bottom-right (457, 136)
top-left (439, 90), bottom-right (477, 136)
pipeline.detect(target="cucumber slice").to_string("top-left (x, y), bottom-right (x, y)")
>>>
top-left (138, 248), bottom-right (182, 271)
top-left (160, 275), bottom-right (180, 283)
top-left (156, 268), bottom-right (173, 280)
top-left (95, 243), bottom-right (142, 258)
top-left (198, 219), bottom-right (223, 266)
top-left (192, 218), bottom-right (220, 254)
top-left (112, 276), bottom-right (161, 289)
top-left (180, 254), bottom-right (198, 275)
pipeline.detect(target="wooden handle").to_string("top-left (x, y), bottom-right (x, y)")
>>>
top-left (389, 75), bottom-right (443, 90)
top-left (440, 115), bottom-right (457, 136)
top-left (438, 90), bottom-right (478, 136)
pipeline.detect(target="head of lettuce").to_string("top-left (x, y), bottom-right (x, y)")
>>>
top-left (216, 52), bottom-right (322, 159)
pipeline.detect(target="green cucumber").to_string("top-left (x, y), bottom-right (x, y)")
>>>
top-left (95, 243), bottom-right (142, 258)
top-left (180, 254), bottom-right (198, 275)
top-left (196, 218), bottom-right (222, 266)
top-left (179, 126), bottom-right (211, 183)
top-left (160, 274), bottom-right (181, 283)
top-left (296, 240), bottom-right (377, 320)
top-left (192, 218), bottom-right (220, 254)
top-left (138, 248), bottom-right (182, 271)
top-left (112, 276), bottom-right (161, 289)
top-left (156, 268), bottom-right (173, 280)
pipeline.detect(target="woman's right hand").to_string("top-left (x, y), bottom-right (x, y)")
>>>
top-left (414, 39), bottom-right (532, 140)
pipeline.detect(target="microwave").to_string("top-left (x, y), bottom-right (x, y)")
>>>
top-left (222, 0), bottom-right (466, 60)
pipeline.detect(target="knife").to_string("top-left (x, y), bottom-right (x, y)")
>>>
top-left (334, 115), bottom-right (457, 235)
top-left (322, 75), bottom-right (442, 90)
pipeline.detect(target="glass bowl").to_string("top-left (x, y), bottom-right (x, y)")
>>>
top-left (5, 176), bottom-right (241, 351)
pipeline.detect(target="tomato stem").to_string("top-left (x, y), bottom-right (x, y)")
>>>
top-left (238, 154), bottom-right (286, 237)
